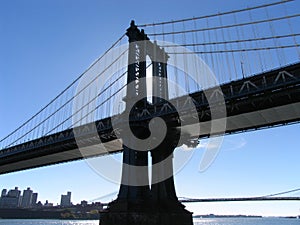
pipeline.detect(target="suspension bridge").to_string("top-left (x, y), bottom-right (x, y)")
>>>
top-left (95, 188), bottom-right (300, 207)
top-left (179, 187), bottom-right (300, 203)
top-left (1, 1), bottom-right (300, 224)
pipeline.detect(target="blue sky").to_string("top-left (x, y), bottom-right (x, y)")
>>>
top-left (1, 0), bottom-right (300, 217)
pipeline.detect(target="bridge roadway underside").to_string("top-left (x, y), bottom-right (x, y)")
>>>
top-left (1, 62), bottom-right (300, 174)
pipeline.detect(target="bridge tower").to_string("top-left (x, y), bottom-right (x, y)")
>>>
top-left (100, 21), bottom-right (193, 225)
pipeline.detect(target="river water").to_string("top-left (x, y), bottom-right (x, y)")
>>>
top-left (0, 218), bottom-right (299, 225)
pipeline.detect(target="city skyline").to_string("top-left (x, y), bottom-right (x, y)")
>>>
top-left (0, 186), bottom-right (77, 207)
top-left (0, 186), bottom-right (38, 208)
top-left (1, 0), bottom-right (300, 217)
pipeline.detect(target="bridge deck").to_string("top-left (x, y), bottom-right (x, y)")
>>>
top-left (0, 62), bottom-right (300, 174)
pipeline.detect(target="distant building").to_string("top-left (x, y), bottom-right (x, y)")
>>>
top-left (1, 189), bottom-right (7, 197)
top-left (0, 187), bottom-right (21, 208)
top-left (60, 191), bottom-right (72, 207)
top-left (44, 200), bottom-right (53, 207)
top-left (7, 187), bottom-right (21, 198)
top-left (0, 187), bottom-right (38, 208)
top-left (36, 201), bottom-right (43, 207)
top-left (31, 193), bottom-right (38, 206)
top-left (93, 202), bottom-right (103, 210)
top-left (21, 187), bottom-right (33, 208)
top-left (80, 200), bottom-right (88, 207)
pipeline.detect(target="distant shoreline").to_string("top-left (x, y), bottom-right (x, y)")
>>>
top-left (0, 208), bottom-right (298, 220)
top-left (0, 207), bottom-right (102, 220)
top-left (193, 214), bottom-right (298, 219)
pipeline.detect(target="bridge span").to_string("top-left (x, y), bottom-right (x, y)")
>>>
top-left (0, 61), bottom-right (300, 174)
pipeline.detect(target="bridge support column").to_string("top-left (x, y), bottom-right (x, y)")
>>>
top-left (100, 136), bottom-right (153, 225)
top-left (99, 20), bottom-right (193, 225)
top-left (149, 128), bottom-right (193, 225)
top-left (100, 129), bottom-right (193, 225)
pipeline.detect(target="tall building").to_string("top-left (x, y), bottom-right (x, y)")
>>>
top-left (1, 189), bottom-right (7, 197)
top-left (0, 187), bottom-right (39, 208)
top-left (60, 191), bottom-right (72, 207)
top-left (21, 187), bottom-right (33, 208)
top-left (0, 187), bottom-right (21, 208)
top-left (7, 187), bottom-right (21, 198)
top-left (31, 193), bottom-right (38, 206)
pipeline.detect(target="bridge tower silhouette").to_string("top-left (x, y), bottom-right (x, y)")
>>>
top-left (100, 21), bottom-right (193, 225)
top-left (1, 1), bottom-right (300, 223)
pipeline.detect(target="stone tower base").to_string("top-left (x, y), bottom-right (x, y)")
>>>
top-left (100, 200), bottom-right (193, 225)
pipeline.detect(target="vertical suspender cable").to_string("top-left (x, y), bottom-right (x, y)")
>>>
top-left (172, 22), bottom-right (179, 97)
top-left (115, 40), bottom-right (121, 115)
top-left (182, 21), bottom-right (190, 93)
top-left (283, 2), bottom-right (300, 60)
top-left (207, 18), bottom-right (216, 86)
top-left (249, 9), bottom-right (264, 72)
top-left (107, 49), bottom-right (114, 118)
top-left (265, 8), bottom-right (280, 68)
top-left (234, 13), bottom-right (245, 79)
top-left (213, 27), bottom-right (222, 83)
top-left (202, 20), bottom-right (209, 88)
top-left (239, 14), bottom-right (252, 77)
top-left (192, 18), bottom-right (200, 91)
top-left (219, 13), bottom-right (232, 82)
top-left (58, 90), bottom-right (63, 133)
top-left (265, 7), bottom-right (282, 67)
top-left (226, 25), bottom-right (238, 81)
